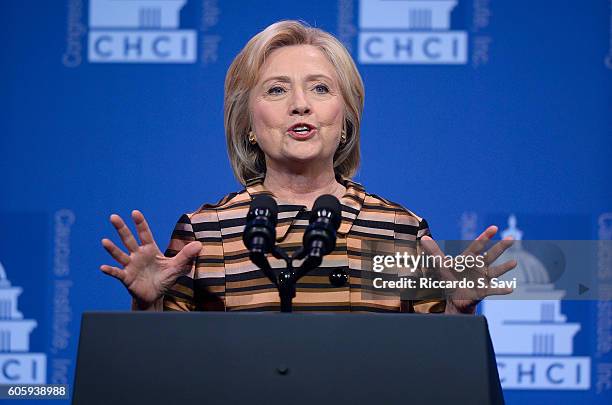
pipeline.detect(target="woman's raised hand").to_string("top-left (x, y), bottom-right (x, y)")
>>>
top-left (420, 225), bottom-right (517, 314)
top-left (100, 210), bottom-right (201, 310)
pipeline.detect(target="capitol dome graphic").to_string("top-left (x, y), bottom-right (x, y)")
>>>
top-left (0, 261), bottom-right (46, 383)
top-left (497, 215), bottom-right (554, 285)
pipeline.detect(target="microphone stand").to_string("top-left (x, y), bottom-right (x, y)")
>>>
top-left (251, 243), bottom-right (326, 313)
top-left (273, 247), bottom-right (296, 313)
top-left (245, 195), bottom-right (340, 313)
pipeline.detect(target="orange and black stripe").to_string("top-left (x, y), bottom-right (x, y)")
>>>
top-left (163, 177), bottom-right (446, 313)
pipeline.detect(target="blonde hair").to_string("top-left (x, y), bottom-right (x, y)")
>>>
top-left (224, 20), bottom-right (365, 185)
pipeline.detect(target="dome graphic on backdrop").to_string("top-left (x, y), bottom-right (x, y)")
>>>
top-left (0, 262), bottom-right (37, 351)
top-left (498, 215), bottom-right (550, 285)
top-left (485, 215), bottom-right (579, 354)
top-left (89, 0), bottom-right (187, 29)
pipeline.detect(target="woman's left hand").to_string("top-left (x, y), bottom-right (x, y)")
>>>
top-left (420, 225), bottom-right (518, 314)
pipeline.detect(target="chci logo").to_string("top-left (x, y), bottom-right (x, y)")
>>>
top-left (482, 215), bottom-right (591, 390)
top-left (0, 262), bottom-right (46, 383)
top-left (358, 0), bottom-right (467, 64)
top-left (88, 0), bottom-right (196, 63)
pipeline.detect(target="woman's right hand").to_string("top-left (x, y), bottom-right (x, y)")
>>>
top-left (100, 210), bottom-right (201, 310)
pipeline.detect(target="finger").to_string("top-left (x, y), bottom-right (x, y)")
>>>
top-left (463, 225), bottom-right (498, 256)
top-left (451, 299), bottom-right (483, 312)
top-left (488, 259), bottom-right (517, 279)
top-left (485, 287), bottom-right (514, 296)
top-left (420, 236), bottom-right (445, 258)
top-left (101, 238), bottom-right (130, 266)
top-left (170, 241), bottom-right (201, 275)
top-left (485, 237), bottom-right (514, 265)
top-left (110, 214), bottom-right (139, 253)
top-left (132, 210), bottom-right (156, 246)
top-left (100, 264), bottom-right (127, 283)
top-left (420, 236), bottom-right (455, 279)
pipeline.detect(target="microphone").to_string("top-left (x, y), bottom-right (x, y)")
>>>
top-left (303, 194), bottom-right (342, 257)
top-left (242, 193), bottom-right (344, 312)
top-left (293, 194), bottom-right (342, 284)
top-left (243, 194), bottom-right (278, 255)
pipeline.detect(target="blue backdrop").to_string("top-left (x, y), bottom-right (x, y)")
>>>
top-left (1, 0), bottom-right (610, 403)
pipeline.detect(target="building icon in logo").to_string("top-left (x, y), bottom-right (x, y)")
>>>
top-left (0, 262), bottom-right (46, 383)
top-left (88, 0), bottom-right (197, 63)
top-left (358, 0), bottom-right (467, 64)
top-left (482, 215), bottom-right (591, 390)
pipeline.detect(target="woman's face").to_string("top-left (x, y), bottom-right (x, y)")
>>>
top-left (249, 44), bottom-right (344, 172)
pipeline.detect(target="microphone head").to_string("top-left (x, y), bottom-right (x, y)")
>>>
top-left (249, 194), bottom-right (278, 223)
top-left (310, 194), bottom-right (342, 230)
top-left (243, 194), bottom-right (278, 252)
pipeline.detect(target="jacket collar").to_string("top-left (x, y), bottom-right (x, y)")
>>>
top-left (245, 175), bottom-right (365, 241)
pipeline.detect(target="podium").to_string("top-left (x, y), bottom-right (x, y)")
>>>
top-left (73, 312), bottom-right (504, 404)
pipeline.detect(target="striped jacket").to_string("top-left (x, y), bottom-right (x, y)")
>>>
top-left (163, 177), bottom-right (446, 313)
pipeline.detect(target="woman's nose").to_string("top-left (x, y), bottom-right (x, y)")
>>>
top-left (290, 89), bottom-right (311, 116)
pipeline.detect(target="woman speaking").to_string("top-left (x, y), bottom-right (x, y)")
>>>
top-left (100, 20), bottom-right (516, 314)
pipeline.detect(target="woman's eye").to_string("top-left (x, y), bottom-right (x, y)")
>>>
top-left (267, 86), bottom-right (286, 95)
top-left (313, 84), bottom-right (329, 94)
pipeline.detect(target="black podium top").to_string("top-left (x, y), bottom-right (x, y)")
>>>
top-left (73, 312), bottom-right (503, 405)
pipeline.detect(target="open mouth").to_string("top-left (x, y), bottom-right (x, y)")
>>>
top-left (287, 123), bottom-right (316, 140)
